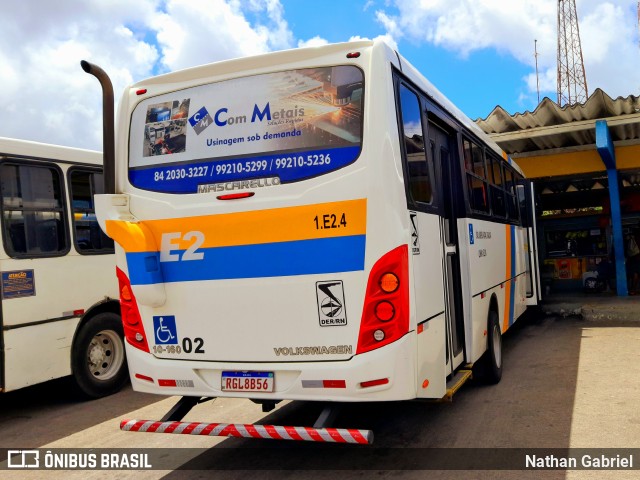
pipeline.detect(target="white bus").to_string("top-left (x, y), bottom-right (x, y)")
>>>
top-left (88, 39), bottom-right (540, 442)
top-left (0, 137), bottom-right (127, 398)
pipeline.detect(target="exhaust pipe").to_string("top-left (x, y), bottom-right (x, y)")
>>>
top-left (80, 60), bottom-right (115, 195)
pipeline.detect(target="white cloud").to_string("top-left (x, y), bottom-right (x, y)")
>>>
top-left (0, 1), bottom-right (161, 149)
top-left (152, 0), bottom-right (268, 70)
top-left (0, 0), bottom-right (295, 150)
top-left (377, 0), bottom-right (556, 62)
top-left (349, 34), bottom-right (398, 51)
top-left (377, 0), bottom-right (640, 104)
top-left (579, 2), bottom-right (640, 98)
top-left (153, 0), bottom-right (294, 70)
top-left (298, 36), bottom-right (330, 48)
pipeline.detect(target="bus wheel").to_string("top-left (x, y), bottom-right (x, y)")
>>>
top-left (71, 312), bottom-right (128, 399)
top-left (473, 310), bottom-right (502, 385)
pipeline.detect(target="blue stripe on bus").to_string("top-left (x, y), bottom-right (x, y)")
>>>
top-left (509, 225), bottom-right (516, 325)
top-left (125, 235), bottom-right (366, 285)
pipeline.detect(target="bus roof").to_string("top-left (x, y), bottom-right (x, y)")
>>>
top-left (131, 40), bottom-right (375, 89)
top-left (0, 137), bottom-right (103, 166)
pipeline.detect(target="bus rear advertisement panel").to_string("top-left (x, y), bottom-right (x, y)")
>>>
top-left (129, 66), bottom-right (364, 193)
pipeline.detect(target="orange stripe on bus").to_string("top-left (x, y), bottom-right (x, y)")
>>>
top-left (106, 199), bottom-right (367, 253)
top-left (106, 219), bottom-right (159, 253)
top-left (503, 224), bottom-right (511, 333)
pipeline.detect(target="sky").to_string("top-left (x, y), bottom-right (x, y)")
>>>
top-left (1, 0), bottom-right (639, 151)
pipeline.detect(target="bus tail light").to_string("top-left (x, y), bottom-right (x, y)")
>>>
top-left (379, 273), bottom-right (399, 293)
top-left (135, 373), bottom-right (154, 383)
top-left (116, 267), bottom-right (150, 353)
top-left (374, 301), bottom-right (395, 321)
top-left (356, 245), bottom-right (409, 355)
top-left (217, 192), bottom-right (255, 200)
top-left (360, 378), bottom-right (389, 388)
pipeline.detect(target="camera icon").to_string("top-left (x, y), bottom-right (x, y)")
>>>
top-left (7, 450), bottom-right (40, 468)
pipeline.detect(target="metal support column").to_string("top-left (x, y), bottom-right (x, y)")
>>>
top-left (596, 120), bottom-right (628, 296)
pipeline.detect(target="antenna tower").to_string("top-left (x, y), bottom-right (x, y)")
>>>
top-left (556, 0), bottom-right (589, 106)
top-left (535, 39), bottom-right (540, 104)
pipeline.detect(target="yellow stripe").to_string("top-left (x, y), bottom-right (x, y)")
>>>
top-left (106, 219), bottom-right (159, 252)
top-left (503, 224), bottom-right (511, 333)
top-left (514, 150), bottom-right (603, 179)
top-left (106, 199), bottom-right (367, 253)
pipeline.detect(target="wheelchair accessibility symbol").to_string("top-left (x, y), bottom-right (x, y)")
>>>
top-left (153, 316), bottom-right (178, 344)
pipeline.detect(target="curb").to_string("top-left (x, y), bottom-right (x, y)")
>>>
top-left (542, 302), bottom-right (640, 321)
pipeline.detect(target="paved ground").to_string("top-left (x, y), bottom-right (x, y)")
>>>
top-left (1, 311), bottom-right (639, 479)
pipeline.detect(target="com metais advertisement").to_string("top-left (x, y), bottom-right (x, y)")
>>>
top-left (129, 66), bottom-right (364, 193)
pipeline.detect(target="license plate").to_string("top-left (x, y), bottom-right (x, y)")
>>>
top-left (221, 371), bottom-right (274, 392)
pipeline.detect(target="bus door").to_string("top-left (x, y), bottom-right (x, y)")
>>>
top-left (428, 118), bottom-right (466, 374)
top-left (397, 81), bottom-right (449, 397)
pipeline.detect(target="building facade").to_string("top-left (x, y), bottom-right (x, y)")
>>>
top-left (478, 89), bottom-right (640, 295)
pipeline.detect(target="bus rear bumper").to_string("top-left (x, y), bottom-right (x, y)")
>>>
top-left (125, 334), bottom-right (417, 402)
top-left (120, 418), bottom-right (374, 444)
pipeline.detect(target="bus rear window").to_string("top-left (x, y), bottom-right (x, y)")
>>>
top-left (129, 66), bottom-right (364, 194)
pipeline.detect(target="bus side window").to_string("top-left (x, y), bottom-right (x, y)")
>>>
top-left (69, 169), bottom-right (114, 253)
top-left (398, 84), bottom-right (433, 205)
top-left (503, 166), bottom-right (519, 221)
top-left (488, 155), bottom-right (506, 218)
top-left (463, 139), bottom-right (489, 213)
top-left (516, 181), bottom-right (528, 227)
top-left (0, 163), bottom-right (69, 257)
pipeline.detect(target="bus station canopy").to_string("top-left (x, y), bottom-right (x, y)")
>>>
top-left (476, 88), bottom-right (640, 159)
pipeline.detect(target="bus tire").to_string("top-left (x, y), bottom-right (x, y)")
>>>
top-left (474, 310), bottom-right (502, 385)
top-left (71, 312), bottom-right (128, 399)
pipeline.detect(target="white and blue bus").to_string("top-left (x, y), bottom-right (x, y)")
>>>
top-left (87, 39), bottom-right (539, 443)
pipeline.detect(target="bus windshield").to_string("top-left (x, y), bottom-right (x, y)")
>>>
top-left (129, 65), bottom-right (364, 194)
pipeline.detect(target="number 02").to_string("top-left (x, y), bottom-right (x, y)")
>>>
top-left (182, 337), bottom-right (205, 353)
